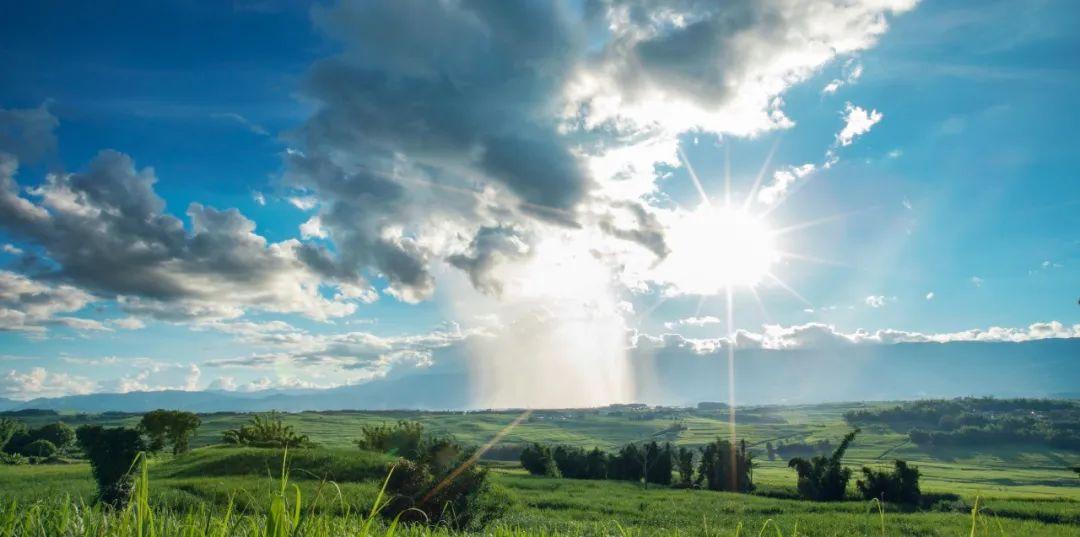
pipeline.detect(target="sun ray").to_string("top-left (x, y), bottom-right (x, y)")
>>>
top-left (723, 142), bottom-right (732, 207)
top-left (724, 282), bottom-right (739, 490)
top-left (742, 138), bottom-right (780, 211)
top-left (694, 294), bottom-right (709, 317)
top-left (677, 146), bottom-right (712, 207)
top-left (765, 271), bottom-right (813, 306)
top-left (747, 285), bottom-right (773, 322)
top-left (775, 250), bottom-right (851, 268)
top-left (770, 206), bottom-right (876, 236)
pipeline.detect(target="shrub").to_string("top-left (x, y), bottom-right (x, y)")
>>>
top-left (355, 420), bottom-right (426, 459)
top-left (222, 411), bottom-right (310, 448)
top-left (24, 438), bottom-right (58, 458)
top-left (787, 429), bottom-right (859, 502)
top-left (76, 425), bottom-right (146, 507)
top-left (0, 451), bottom-right (27, 465)
top-left (696, 438), bottom-right (753, 492)
top-left (373, 422), bottom-right (501, 530)
top-left (520, 443), bottom-right (560, 477)
top-left (857, 459), bottom-right (921, 504)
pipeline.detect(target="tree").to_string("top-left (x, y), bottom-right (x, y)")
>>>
top-left (139, 410), bottom-right (201, 455)
top-left (35, 422), bottom-right (76, 451)
top-left (675, 446), bottom-right (694, 488)
top-left (584, 447), bottom-right (608, 480)
top-left (645, 442), bottom-right (673, 485)
top-left (787, 429), bottom-right (859, 502)
top-left (0, 418), bottom-right (24, 452)
top-left (766, 441), bottom-right (776, 461)
top-left (24, 439), bottom-right (57, 458)
top-left (607, 443), bottom-right (644, 482)
top-left (76, 425), bottom-right (146, 507)
top-left (857, 459), bottom-right (921, 504)
top-left (520, 443), bottom-right (560, 477)
top-left (697, 438), bottom-right (753, 492)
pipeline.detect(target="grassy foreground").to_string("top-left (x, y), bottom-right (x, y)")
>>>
top-left (1, 448), bottom-right (1077, 536)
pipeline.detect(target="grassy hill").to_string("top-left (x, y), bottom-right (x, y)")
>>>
top-left (1, 401), bottom-right (1077, 535)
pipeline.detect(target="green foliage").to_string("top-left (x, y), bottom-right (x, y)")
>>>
top-left (607, 442), bottom-right (644, 482)
top-left (75, 425), bottom-right (146, 507)
top-left (674, 446), bottom-right (694, 488)
top-left (696, 438), bottom-right (753, 492)
top-left (369, 421), bottom-right (502, 530)
top-left (34, 422), bottom-right (76, 451)
top-left (355, 420), bottom-right (426, 459)
top-left (519, 443), bottom-right (560, 477)
top-left (787, 428), bottom-right (858, 502)
top-left (644, 441), bottom-right (673, 486)
top-left (222, 411), bottom-right (310, 448)
top-left (0, 417), bottom-right (25, 452)
top-left (857, 459), bottom-right (921, 504)
top-left (138, 409), bottom-right (201, 455)
top-left (23, 439), bottom-right (58, 458)
top-left (0, 451), bottom-right (27, 465)
top-left (846, 398), bottom-right (1080, 449)
top-left (2, 421), bottom-right (74, 456)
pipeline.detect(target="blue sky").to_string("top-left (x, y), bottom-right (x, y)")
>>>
top-left (0, 0), bottom-right (1076, 403)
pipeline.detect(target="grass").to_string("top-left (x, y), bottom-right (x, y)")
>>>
top-left (1, 402), bottom-right (1077, 535)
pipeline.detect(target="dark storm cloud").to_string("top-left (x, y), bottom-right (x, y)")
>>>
top-left (0, 147), bottom-right (362, 321)
top-left (286, 0), bottom-right (592, 300)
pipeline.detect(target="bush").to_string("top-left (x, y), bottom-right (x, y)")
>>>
top-left (24, 438), bottom-right (58, 457)
top-left (356, 420), bottom-right (426, 459)
top-left (857, 459), bottom-right (921, 504)
top-left (787, 429), bottom-right (859, 502)
top-left (373, 422), bottom-right (501, 530)
top-left (76, 425), bottom-right (147, 507)
top-left (0, 451), bottom-right (26, 465)
top-left (222, 411), bottom-right (310, 448)
top-left (0, 418), bottom-right (25, 452)
top-left (520, 443), bottom-right (560, 477)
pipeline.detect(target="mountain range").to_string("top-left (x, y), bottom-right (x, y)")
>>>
top-left (3, 339), bottom-right (1077, 413)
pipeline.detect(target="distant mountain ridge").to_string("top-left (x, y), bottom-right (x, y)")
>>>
top-left (4, 339), bottom-right (1078, 413)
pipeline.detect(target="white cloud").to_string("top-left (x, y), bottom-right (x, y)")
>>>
top-left (836, 102), bottom-right (884, 146)
top-left (0, 367), bottom-right (96, 400)
top-left (971, 276), bottom-right (984, 287)
top-left (664, 316), bottom-right (723, 329)
top-left (2, 244), bottom-right (22, 255)
top-left (0, 270), bottom-right (96, 333)
top-left (864, 295), bottom-right (896, 308)
top-left (287, 196), bottom-right (318, 211)
top-left (757, 163), bottom-right (816, 205)
top-left (300, 216), bottom-right (327, 239)
top-left (110, 316), bottom-right (146, 330)
top-left (635, 320), bottom-right (1080, 354)
top-left (252, 191), bottom-right (266, 206)
top-left (925, 291), bottom-right (934, 300)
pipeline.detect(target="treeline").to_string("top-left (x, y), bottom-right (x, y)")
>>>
top-left (520, 439), bottom-right (753, 492)
top-left (844, 398), bottom-right (1080, 449)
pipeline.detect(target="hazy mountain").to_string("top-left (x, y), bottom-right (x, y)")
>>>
top-left (5, 339), bottom-right (1078, 413)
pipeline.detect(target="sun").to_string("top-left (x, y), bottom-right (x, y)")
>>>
top-left (657, 203), bottom-right (778, 294)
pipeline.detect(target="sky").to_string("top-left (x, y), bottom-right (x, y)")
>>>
top-left (0, 0), bottom-right (1077, 403)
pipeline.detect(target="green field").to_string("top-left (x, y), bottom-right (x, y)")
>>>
top-left (1, 402), bottom-right (1078, 536)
